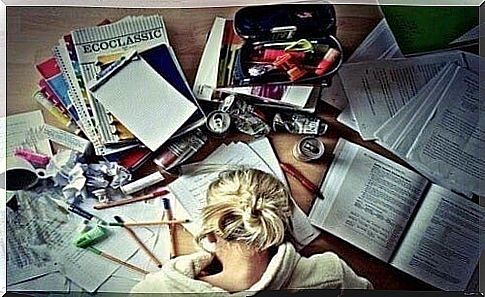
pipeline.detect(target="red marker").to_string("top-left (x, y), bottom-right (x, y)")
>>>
top-left (280, 162), bottom-right (324, 199)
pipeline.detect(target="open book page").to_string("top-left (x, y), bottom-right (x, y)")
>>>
top-left (339, 51), bottom-right (465, 140)
top-left (169, 141), bottom-right (319, 249)
top-left (390, 184), bottom-right (483, 291)
top-left (374, 63), bottom-right (458, 154)
top-left (406, 66), bottom-right (483, 196)
top-left (309, 139), bottom-right (429, 262)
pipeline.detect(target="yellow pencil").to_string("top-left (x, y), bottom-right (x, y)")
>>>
top-left (108, 219), bottom-right (191, 227)
top-left (115, 216), bottom-right (163, 268)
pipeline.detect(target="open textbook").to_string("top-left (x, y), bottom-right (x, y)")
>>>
top-left (309, 139), bottom-right (483, 291)
top-left (375, 63), bottom-right (483, 196)
top-left (168, 138), bottom-right (320, 250)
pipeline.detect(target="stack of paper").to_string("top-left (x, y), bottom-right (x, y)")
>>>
top-left (339, 50), bottom-right (467, 140)
top-left (320, 18), bottom-right (403, 111)
top-left (374, 62), bottom-right (482, 197)
top-left (168, 137), bottom-right (320, 250)
top-left (6, 187), bottom-right (187, 293)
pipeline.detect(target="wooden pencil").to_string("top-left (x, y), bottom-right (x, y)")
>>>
top-left (108, 219), bottom-right (191, 227)
top-left (115, 216), bottom-right (163, 268)
top-left (86, 246), bottom-right (148, 275)
top-left (93, 189), bottom-right (169, 210)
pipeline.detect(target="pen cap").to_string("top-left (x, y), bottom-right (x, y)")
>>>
top-left (162, 197), bottom-right (171, 210)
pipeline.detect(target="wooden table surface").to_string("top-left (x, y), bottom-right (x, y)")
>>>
top-left (6, 5), bottom-right (435, 291)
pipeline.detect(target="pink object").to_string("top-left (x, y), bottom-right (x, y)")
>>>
top-left (262, 49), bottom-right (305, 62)
top-left (14, 148), bottom-right (50, 167)
top-left (262, 49), bottom-right (286, 61)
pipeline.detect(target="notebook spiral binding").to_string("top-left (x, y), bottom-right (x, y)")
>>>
top-left (53, 44), bottom-right (104, 155)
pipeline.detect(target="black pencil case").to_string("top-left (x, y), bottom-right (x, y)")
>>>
top-left (232, 3), bottom-right (343, 86)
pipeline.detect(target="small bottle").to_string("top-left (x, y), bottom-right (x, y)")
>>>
top-left (153, 129), bottom-right (208, 173)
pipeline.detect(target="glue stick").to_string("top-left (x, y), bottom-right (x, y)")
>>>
top-left (120, 171), bottom-right (165, 195)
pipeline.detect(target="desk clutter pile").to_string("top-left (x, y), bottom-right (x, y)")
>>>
top-left (4, 4), bottom-right (483, 293)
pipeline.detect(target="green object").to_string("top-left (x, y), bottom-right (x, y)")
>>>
top-left (314, 44), bottom-right (330, 54)
top-left (284, 39), bottom-right (315, 52)
top-left (74, 225), bottom-right (109, 248)
top-left (86, 246), bottom-right (102, 255)
top-left (380, 5), bottom-right (479, 55)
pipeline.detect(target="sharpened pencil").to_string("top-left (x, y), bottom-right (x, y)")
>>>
top-left (114, 216), bottom-right (163, 268)
top-left (93, 189), bottom-right (169, 210)
top-left (162, 198), bottom-right (177, 258)
top-left (86, 246), bottom-right (148, 275)
top-left (108, 219), bottom-right (191, 227)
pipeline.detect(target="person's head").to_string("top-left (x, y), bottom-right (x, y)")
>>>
top-left (196, 168), bottom-right (293, 253)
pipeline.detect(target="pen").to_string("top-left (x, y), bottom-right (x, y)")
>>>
top-left (108, 219), bottom-right (191, 227)
top-left (280, 162), bottom-right (325, 200)
top-left (162, 198), bottom-right (177, 258)
top-left (54, 199), bottom-right (104, 222)
top-left (93, 189), bottom-right (169, 210)
top-left (114, 216), bottom-right (163, 268)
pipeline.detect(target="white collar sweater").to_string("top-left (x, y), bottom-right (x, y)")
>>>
top-left (130, 242), bottom-right (372, 295)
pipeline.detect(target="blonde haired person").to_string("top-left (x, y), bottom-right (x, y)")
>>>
top-left (131, 168), bottom-right (372, 295)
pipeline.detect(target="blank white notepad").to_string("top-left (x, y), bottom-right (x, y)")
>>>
top-left (90, 56), bottom-right (197, 151)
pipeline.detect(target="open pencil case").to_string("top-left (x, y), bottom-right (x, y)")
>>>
top-left (232, 3), bottom-right (343, 86)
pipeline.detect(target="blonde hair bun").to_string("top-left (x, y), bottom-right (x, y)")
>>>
top-left (197, 168), bottom-right (292, 251)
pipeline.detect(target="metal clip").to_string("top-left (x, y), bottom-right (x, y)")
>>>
top-left (270, 26), bottom-right (297, 40)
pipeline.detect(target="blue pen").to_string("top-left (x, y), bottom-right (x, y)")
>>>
top-left (53, 199), bottom-right (104, 223)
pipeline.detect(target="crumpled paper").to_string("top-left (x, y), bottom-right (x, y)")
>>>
top-left (45, 150), bottom-right (131, 203)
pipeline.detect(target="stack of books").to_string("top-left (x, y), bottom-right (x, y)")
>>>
top-left (34, 15), bottom-right (205, 168)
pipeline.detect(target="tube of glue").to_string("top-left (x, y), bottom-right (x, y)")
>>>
top-left (315, 48), bottom-right (340, 76)
top-left (120, 171), bottom-right (165, 195)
